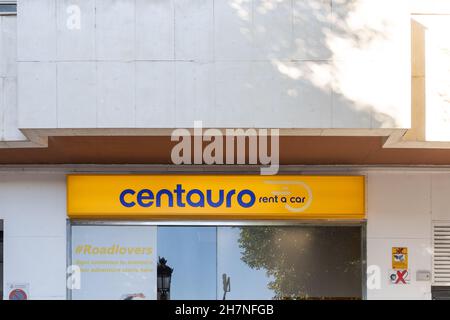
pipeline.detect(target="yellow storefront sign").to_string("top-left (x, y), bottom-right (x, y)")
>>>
top-left (67, 175), bottom-right (365, 220)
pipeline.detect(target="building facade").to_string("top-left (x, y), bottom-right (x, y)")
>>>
top-left (0, 0), bottom-right (450, 300)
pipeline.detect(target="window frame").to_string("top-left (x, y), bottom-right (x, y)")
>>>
top-left (67, 219), bottom-right (367, 300)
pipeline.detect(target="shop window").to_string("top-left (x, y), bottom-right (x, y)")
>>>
top-left (217, 226), bottom-right (363, 300)
top-left (69, 224), bottom-right (364, 300)
top-left (157, 227), bottom-right (217, 300)
top-left (70, 225), bottom-right (157, 300)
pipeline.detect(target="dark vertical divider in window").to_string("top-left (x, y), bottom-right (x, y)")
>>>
top-left (0, 220), bottom-right (3, 300)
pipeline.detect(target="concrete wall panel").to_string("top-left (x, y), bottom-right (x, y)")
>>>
top-left (57, 62), bottom-right (96, 128)
top-left (96, 62), bottom-right (135, 127)
top-left (18, 62), bottom-right (57, 128)
top-left (14, 1), bottom-right (411, 133)
top-left (56, 0), bottom-right (96, 61)
top-left (0, 173), bottom-right (66, 300)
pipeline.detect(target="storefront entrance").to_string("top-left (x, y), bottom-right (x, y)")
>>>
top-left (68, 222), bottom-right (365, 300)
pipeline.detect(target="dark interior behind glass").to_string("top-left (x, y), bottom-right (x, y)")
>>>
top-left (158, 225), bottom-right (363, 300)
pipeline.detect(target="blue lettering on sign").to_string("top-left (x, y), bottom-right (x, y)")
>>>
top-left (119, 184), bottom-right (256, 209)
top-left (120, 189), bottom-right (136, 207)
top-left (237, 189), bottom-right (256, 208)
top-left (186, 189), bottom-right (205, 207)
top-left (156, 189), bottom-right (174, 207)
top-left (206, 190), bottom-right (224, 208)
top-left (137, 189), bottom-right (154, 207)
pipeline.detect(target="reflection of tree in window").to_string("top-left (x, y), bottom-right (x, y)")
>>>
top-left (238, 227), bottom-right (362, 300)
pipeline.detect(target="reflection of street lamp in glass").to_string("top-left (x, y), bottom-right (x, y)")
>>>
top-left (222, 273), bottom-right (231, 300)
top-left (157, 257), bottom-right (173, 300)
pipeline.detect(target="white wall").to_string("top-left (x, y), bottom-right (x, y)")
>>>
top-left (0, 172), bottom-right (67, 300)
top-left (0, 14), bottom-right (26, 144)
top-left (15, 0), bottom-right (411, 131)
top-left (412, 15), bottom-right (450, 142)
top-left (367, 172), bottom-right (432, 299)
top-left (1, 169), bottom-right (449, 299)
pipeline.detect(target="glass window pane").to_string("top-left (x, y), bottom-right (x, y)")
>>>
top-left (218, 227), bottom-right (275, 299)
top-left (218, 226), bottom-right (362, 300)
top-left (157, 227), bottom-right (217, 300)
top-left (71, 225), bottom-right (157, 300)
